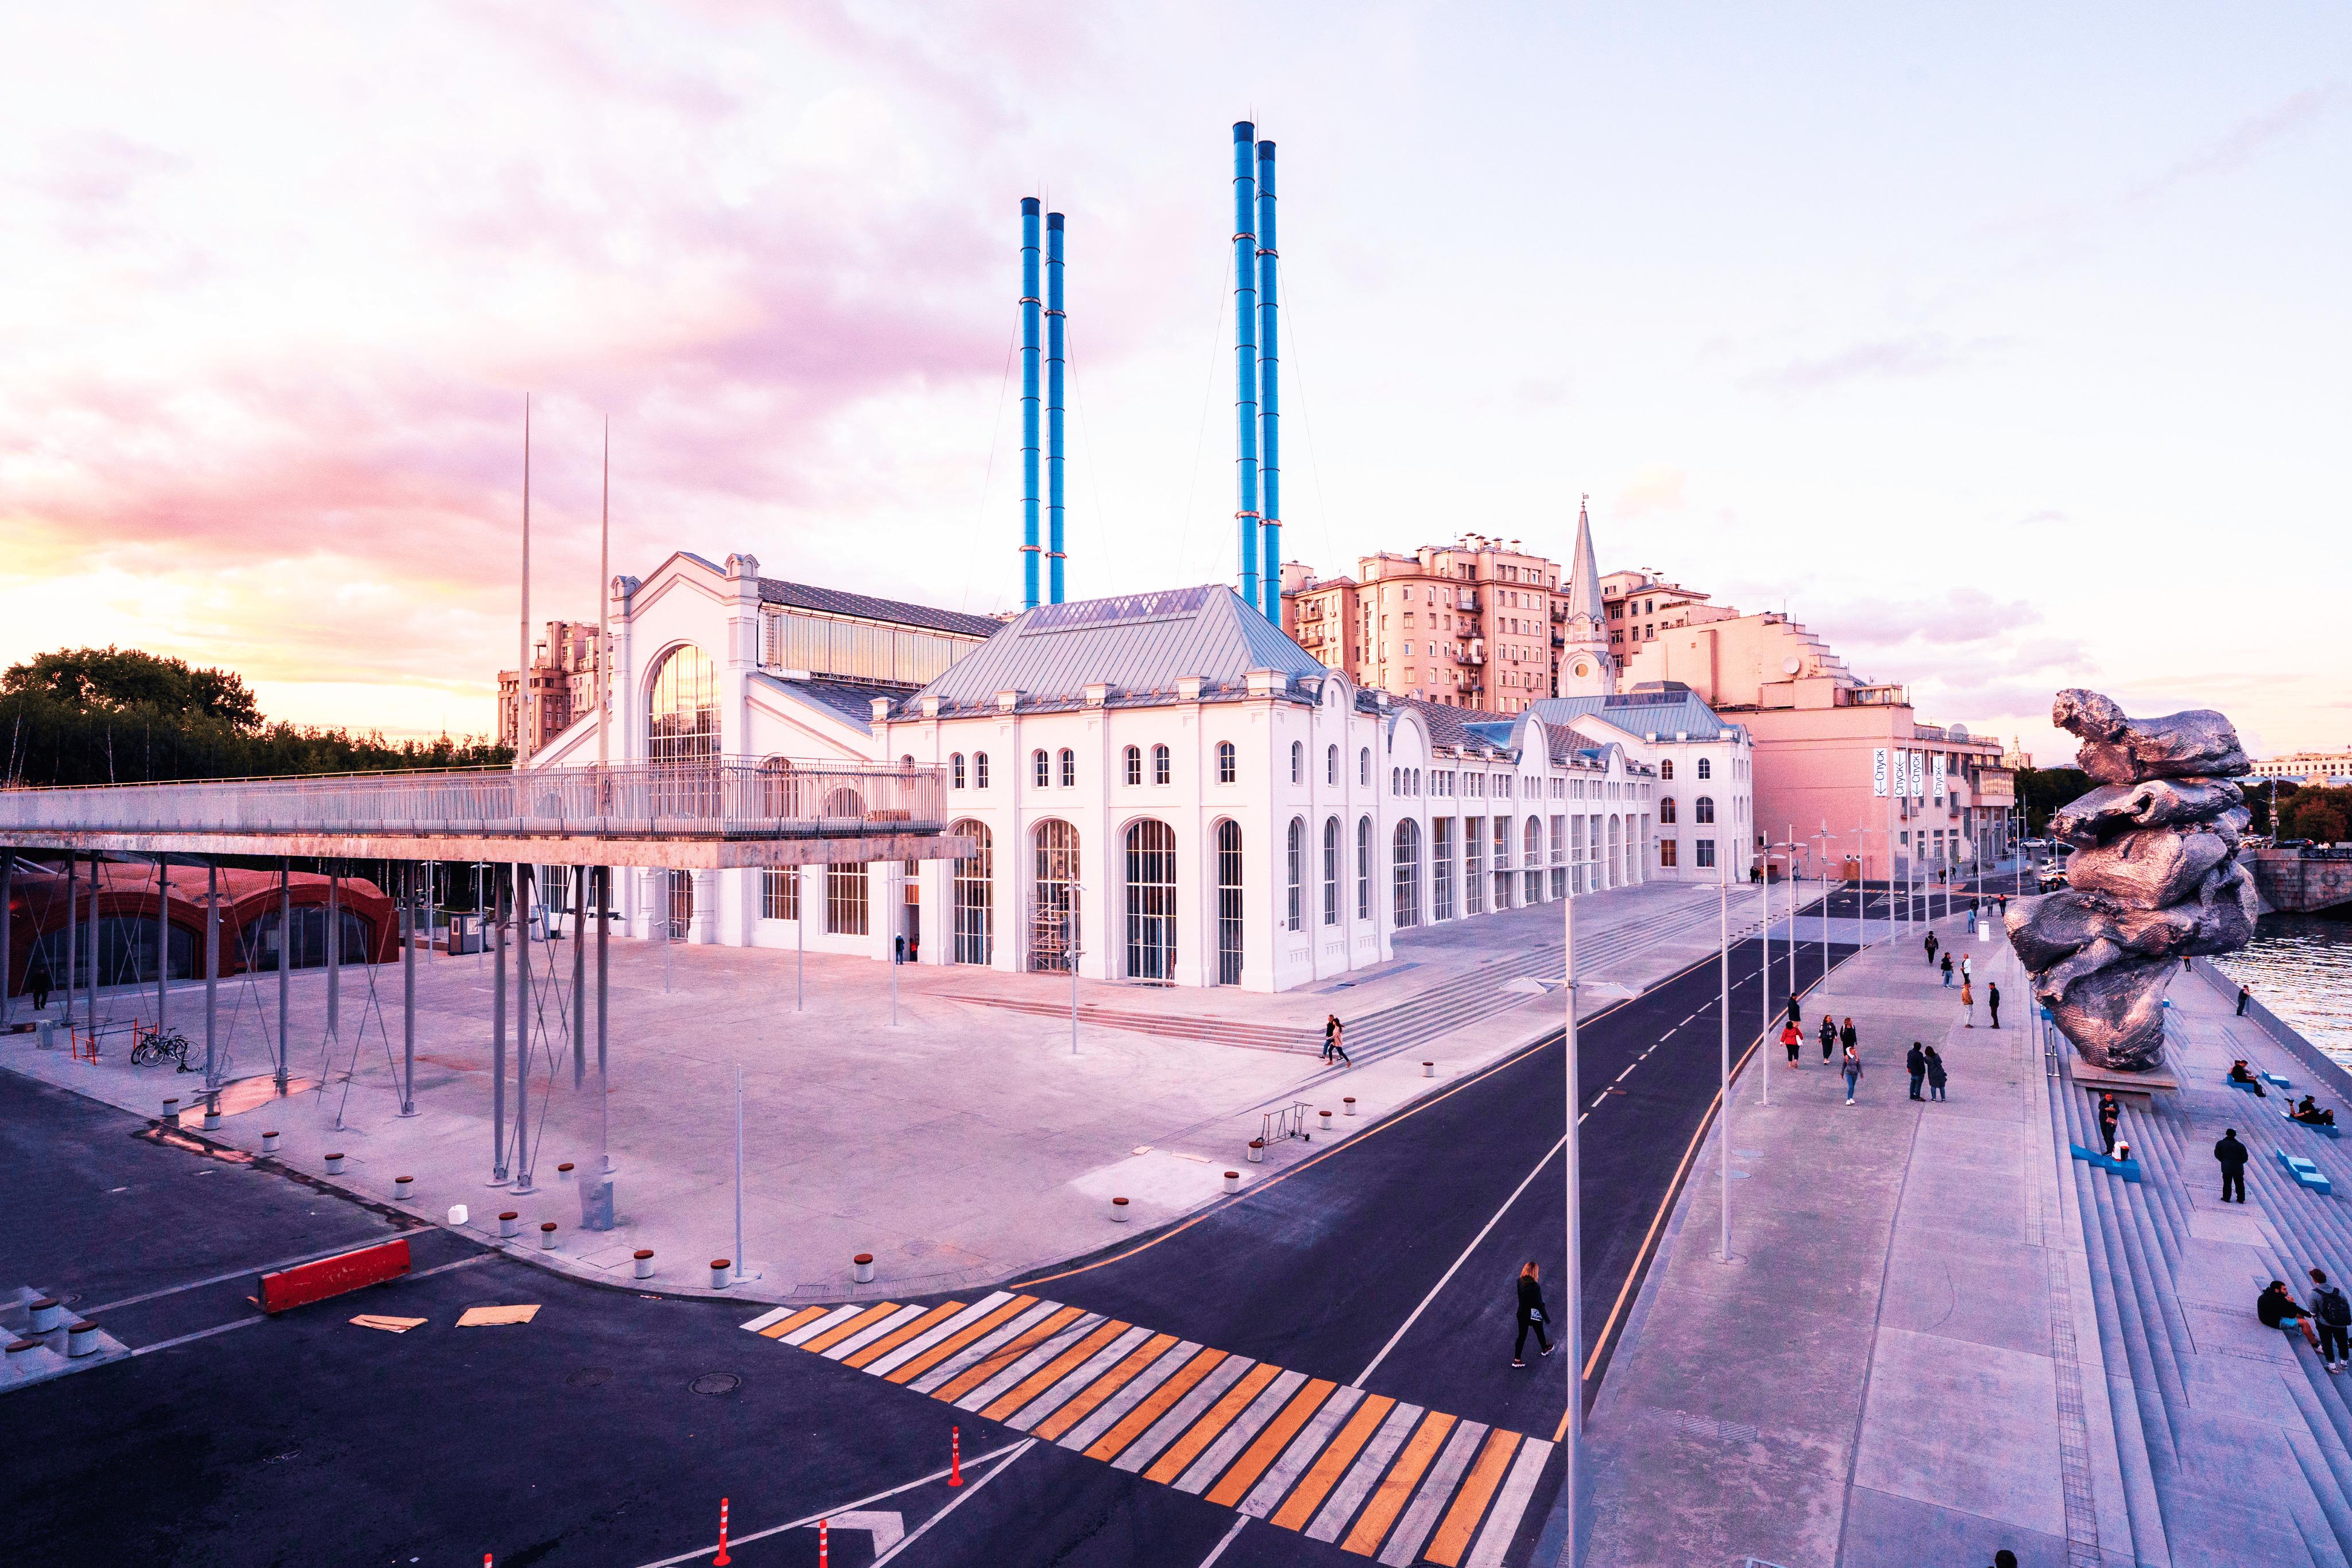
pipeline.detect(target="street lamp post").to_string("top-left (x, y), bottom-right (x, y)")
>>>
top-left (1717, 860), bottom-right (1734, 1264)
top-left (1558, 872), bottom-right (1584, 1566)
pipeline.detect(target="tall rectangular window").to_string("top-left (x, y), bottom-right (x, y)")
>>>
top-left (1492, 816), bottom-right (1512, 911)
top-left (1465, 816), bottom-right (1486, 915)
top-left (761, 868), bottom-right (799, 921)
top-left (826, 864), bottom-right (868, 935)
top-left (1695, 838), bottom-right (1716, 869)
top-left (1433, 818), bottom-right (1455, 922)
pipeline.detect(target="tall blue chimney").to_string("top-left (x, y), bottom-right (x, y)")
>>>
top-left (1255, 140), bottom-right (1281, 624)
top-left (1045, 211), bottom-right (1067, 605)
top-left (1019, 198), bottom-right (1042, 610)
top-left (1231, 122), bottom-right (1260, 611)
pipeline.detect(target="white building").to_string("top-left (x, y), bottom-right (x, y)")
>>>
top-left (531, 540), bottom-right (1751, 993)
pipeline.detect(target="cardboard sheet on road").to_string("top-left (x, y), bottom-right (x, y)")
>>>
top-left (351, 1315), bottom-right (427, 1333)
top-left (456, 1304), bottom-right (541, 1327)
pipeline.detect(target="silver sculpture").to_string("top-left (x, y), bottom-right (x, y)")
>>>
top-left (2005, 690), bottom-right (2259, 1073)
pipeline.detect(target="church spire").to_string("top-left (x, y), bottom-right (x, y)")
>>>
top-left (1557, 494), bottom-right (1614, 696)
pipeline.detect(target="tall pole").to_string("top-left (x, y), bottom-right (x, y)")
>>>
top-left (277, 862), bottom-right (290, 1092)
top-left (1069, 885), bottom-right (1080, 1057)
top-left (1255, 137), bottom-right (1282, 620)
top-left (519, 394), bottom-right (533, 771)
top-left (400, 864), bottom-right (417, 1116)
top-left (327, 869), bottom-right (341, 1045)
top-left (62, 851), bottom-right (76, 1021)
top-left (0, 853), bottom-right (11, 1032)
top-left (572, 865), bottom-right (586, 1089)
top-left (154, 858), bottom-right (168, 1035)
top-left (734, 1062), bottom-right (746, 1282)
top-left (1758, 849), bottom-right (1770, 1109)
top-left (514, 862), bottom-right (533, 1194)
top-left (598, 419), bottom-right (609, 772)
top-left (1717, 866), bottom-right (1732, 1263)
top-left (597, 866), bottom-right (610, 1175)
top-left (203, 861), bottom-right (220, 1101)
top-left (795, 868), bottom-right (804, 1012)
top-left (84, 853), bottom-right (97, 1044)
top-left (1560, 869), bottom-right (1583, 1567)
top-left (492, 870), bottom-right (508, 1184)
top-left (1231, 121), bottom-right (1262, 607)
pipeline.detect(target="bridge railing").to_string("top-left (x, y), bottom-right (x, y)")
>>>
top-left (0, 758), bottom-right (946, 841)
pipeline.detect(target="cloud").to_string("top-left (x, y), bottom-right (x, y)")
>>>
top-left (2129, 84), bottom-right (2342, 204)
top-left (1742, 332), bottom-right (2007, 393)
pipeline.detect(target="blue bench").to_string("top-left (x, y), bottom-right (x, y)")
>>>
top-left (2070, 1144), bottom-right (2144, 1182)
top-left (2283, 1106), bottom-right (2343, 1140)
top-left (2277, 1149), bottom-right (2334, 1195)
top-left (2265, 1071), bottom-right (2293, 1090)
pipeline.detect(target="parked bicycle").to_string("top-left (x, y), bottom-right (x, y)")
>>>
top-left (131, 1025), bottom-right (194, 1070)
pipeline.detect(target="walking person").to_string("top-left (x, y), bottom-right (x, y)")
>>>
top-left (1840, 1016), bottom-right (1858, 1058)
top-left (1940, 951), bottom-right (1954, 988)
top-left (1511, 1261), bottom-right (1554, 1368)
top-left (1842, 1043), bottom-right (1862, 1105)
top-left (1987, 981), bottom-right (2002, 1029)
top-left (2238, 985), bottom-right (2252, 1017)
top-left (1322, 1013), bottom-right (1352, 1067)
top-left (2314, 1269), bottom-right (2352, 1373)
top-left (29, 961), bottom-right (52, 1015)
top-left (1924, 931), bottom-right (1939, 966)
top-left (2098, 1093), bottom-right (2121, 1156)
top-left (1925, 1046), bottom-right (1948, 1102)
top-left (1818, 1013), bottom-right (1838, 1062)
top-left (1907, 1041), bottom-right (1927, 1101)
top-left (2216, 1128), bottom-right (2249, 1202)
top-left (1782, 1021), bottom-right (1803, 1066)
top-left (1961, 953), bottom-right (1973, 985)
top-left (1966, 904), bottom-right (1978, 935)
top-left (1962, 976), bottom-right (1976, 1027)
top-left (1785, 992), bottom-right (1801, 1031)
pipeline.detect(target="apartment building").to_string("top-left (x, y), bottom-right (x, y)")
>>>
top-left (498, 620), bottom-right (602, 754)
top-left (1600, 570), bottom-right (1735, 660)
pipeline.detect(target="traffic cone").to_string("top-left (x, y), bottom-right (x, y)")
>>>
top-left (950, 1425), bottom-right (963, 1486)
top-left (713, 1497), bottom-right (732, 1566)
top-left (819, 1518), bottom-right (830, 1567)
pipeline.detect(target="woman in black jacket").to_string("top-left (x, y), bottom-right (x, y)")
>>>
top-left (1818, 1014), bottom-right (1838, 1062)
top-left (1512, 1261), bottom-right (1554, 1367)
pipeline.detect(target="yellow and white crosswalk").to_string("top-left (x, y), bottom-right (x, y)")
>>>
top-left (743, 1293), bottom-right (1552, 1566)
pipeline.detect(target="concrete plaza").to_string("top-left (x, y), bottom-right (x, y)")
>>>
top-left (4, 876), bottom-right (1799, 1306)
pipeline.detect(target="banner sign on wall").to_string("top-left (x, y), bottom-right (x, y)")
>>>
top-left (1873, 748), bottom-right (1889, 797)
top-left (1910, 750), bottom-right (1927, 798)
top-left (1932, 753), bottom-right (1947, 802)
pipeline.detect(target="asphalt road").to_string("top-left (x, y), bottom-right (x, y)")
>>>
top-left (2, 892), bottom-right (1954, 1566)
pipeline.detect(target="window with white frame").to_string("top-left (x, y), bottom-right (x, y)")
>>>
top-left (1217, 741), bottom-right (1237, 784)
top-left (1124, 745), bottom-right (1142, 786)
top-left (1286, 818), bottom-right (1305, 931)
top-left (1696, 795), bottom-right (1715, 824)
top-left (973, 751), bottom-right (990, 789)
top-left (1032, 749), bottom-right (1050, 787)
top-left (1291, 741), bottom-right (1303, 785)
top-left (1152, 744), bottom-right (1171, 785)
top-left (1697, 757), bottom-right (1712, 780)
top-left (1326, 744), bottom-right (1339, 786)
top-left (1322, 816), bottom-right (1340, 926)
top-left (1058, 748), bottom-right (1076, 788)
top-left (950, 753), bottom-right (965, 789)
top-left (761, 867), bottom-right (799, 921)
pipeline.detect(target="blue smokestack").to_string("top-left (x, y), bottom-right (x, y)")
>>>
top-left (1232, 122), bottom-right (1260, 611)
top-left (1045, 211), bottom-right (1067, 605)
top-left (1019, 198), bottom-right (1042, 610)
top-left (1255, 140), bottom-right (1281, 624)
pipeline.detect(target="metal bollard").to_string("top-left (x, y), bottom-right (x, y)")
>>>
top-left (394, 1176), bottom-right (415, 1204)
top-left (261, 1130), bottom-right (280, 1155)
top-left (853, 1253), bottom-right (875, 1284)
top-left (1423, 1061), bottom-right (1436, 1078)
top-left (162, 1097), bottom-right (180, 1120)
top-left (6, 1338), bottom-right (43, 1367)
top-left (1110, 1197), bottom-right (1129, 1224)
top-left (710, 1258), bottom-right (732, 1289)
top-left (539, 1220), bottom-right (559, 1250)
top-left (1344, 1096), bottom-right (1357, 1116)
top-left (66, 1322), bottom-right (100, 1358)
top-left (203, 1104), bottom-right (222, 1130)
top-left (1318, 1109), bottom-right (1334, 1137)
top-left (1247, 1137), bottom-right (1264, 1165)
top-left (633, 1249), bottom-right (656, 1280)
top-left (324, 1152), bottom-right (345, 1175)
top-left (498, 1210), bottom-right (520, 1240)
top-left (1224, 1170), bottom-right (1241, 1194)
top-left (556, 1162), bottom-right (574, 1182)
top-left (28, 1298), bottom-right (63, 1333)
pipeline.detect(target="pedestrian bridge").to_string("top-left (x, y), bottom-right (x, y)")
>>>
top-left (0, 758), bottom-right (967, 868)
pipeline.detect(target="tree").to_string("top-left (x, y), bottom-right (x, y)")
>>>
top-left (2013, 766), bottom-right (2093, 837)
top-left (2283, 786), bottom-right (2352, 845)
top-left (3, 646), bottom-right (262, 733)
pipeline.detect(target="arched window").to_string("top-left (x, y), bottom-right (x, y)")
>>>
top-left (1291, 741), bottom-right (1303, 785)
top-left (1659, 760), bottom-right (1674, 780)
top-left (1322, 816), bottom-right (1341, 926)
top-left (973, 752), bottom-right (990, 789)
top-left (1286, 818), bottom-right (1305, 932)
top-left (647, 643), bottom-right (719, 818)
top-left (1152, 744), bottom-right (1171, 785)
top-left (950, 752), bottom-right (966, 789)
top-left (1125, 819), bottom-right (1177, 981)
top-left (1028, 820), bottom-right (1080, 973)
top-left (1525, 818), bottom-right (1545, 904)
top-left (1392, 819), bottom-right (1422, 928)
top-left (1326, 744), bottom-right (1339, 786)
top-left (1659, 796), bottom-right (1677, 824)
top-left (1217, 741), bottom-right (1237, 784)
top-left (1033, 749), bottom-right (1050, 787)
top-left (1695, 795), bottom-right (1715, 824)
top-left (1696, 757), bottom-right (1712, 780)
top-left (951, 819), bottom-right (992, 964)
top-left (1359, 748), bottom-right (1371, 787)
top-left (1357, 815), bottom-right (1373, 919)
top-left (1392, 766), bottom-right (1401, 795)
top-left (1123, 745), bottom-right (1142, 787)
top-left (756, 755), bottom-right (796, 818)
top-left (1058, 748), bottom-right (1076, 788)
top-left (1216, 820), bottom-right (1244, 984)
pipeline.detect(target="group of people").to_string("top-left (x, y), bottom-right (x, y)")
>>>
top-left (2261, 1270), bottom-right (2352, 1373)
top-left (1926, 933), bottom-right (2001, 1028)
top-left (1776, 1008), bottom-right (1867, 1104)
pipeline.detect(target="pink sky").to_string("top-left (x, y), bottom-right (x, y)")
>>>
top-left (5, 3), bottom-right (2346, 763)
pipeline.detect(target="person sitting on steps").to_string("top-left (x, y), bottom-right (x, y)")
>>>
top-left (2293, 1095), bottom-right (2336, 1127)
top-left (2261, 1279), bottom-right (2323, 1352)
top-left (2230, 1059), bottom-right (2268, 1097)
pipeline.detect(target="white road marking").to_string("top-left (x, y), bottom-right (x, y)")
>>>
top-left (130, 1315), bottom-right (268, 1356)
top-left (1354, 1132), bottom-right (1568, 1387)
top-left (1615, 1064), bottom-right (1637, 1082)
top-left (1197, 1515), bottom-right (1250, 1566)
top-left (83, 1234), bottom-right (416, 1314)
top-left (869, 1441), bottom-right (1034, 1565)
top-left (626, 1438), bottom-right (1028, 1567)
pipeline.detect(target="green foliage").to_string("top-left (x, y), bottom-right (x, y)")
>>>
top-left (2282, 785), bottom-right (2352, 845)
top-left (1, 646), bottom-right (508, 786)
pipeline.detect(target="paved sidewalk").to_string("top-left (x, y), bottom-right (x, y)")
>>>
top-left (1585, 909), bottom-right (2134, 1566)
top-left (1, 878), bottom-right (1790, 1308)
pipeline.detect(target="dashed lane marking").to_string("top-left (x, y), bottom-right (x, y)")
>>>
top-left (746, 1296), bottom-right (1552, 1563)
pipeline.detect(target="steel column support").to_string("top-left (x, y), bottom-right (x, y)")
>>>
top-left (327, 868), bottom-right (341, 1041)
top-left (0, 852), bottom-right (11, 1031)
top-left (155, 857), bottom-right (168, 1035)
top-left (571, 864), bottom-right (586, 1089)
top-left (513, 862), bottom-right (533, 1193)
top-left (492, 869), bottom-right (508, 1184)
top-left (203, 861), bottom-right (220, 1100)
top-left (276, 862), bottom-right (291, 1093)
top-left (596, 865), bottom-right (610, 1174)
top-left (84, 851), bottom-right (98, 1044)
top-left (400, 862), bottom-right (417, 1116)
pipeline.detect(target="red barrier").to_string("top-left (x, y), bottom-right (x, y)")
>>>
top-left (258, 1239), bottom-right (412, 1314)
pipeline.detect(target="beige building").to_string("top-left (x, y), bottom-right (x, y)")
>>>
top-left (2250, 749), bottom-right (2352, 784)
top-left (1600, 569), bottom-right (1735, 661)
top-left (1282, 504), bottom-right (1616, 715)
top-left (498, 620), bottom-right (601, 754)
top-left (1617, 607), bottom-right (2013, 877)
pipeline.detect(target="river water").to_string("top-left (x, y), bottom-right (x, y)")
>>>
top-left (2215, 914), bottom-right (2352, 1066)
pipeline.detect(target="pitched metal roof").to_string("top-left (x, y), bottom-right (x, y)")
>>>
top-left (753, 672), bottom-right (888, 733)
top-left (896, 584), bottom-right (1328, 716)
top-left (1526, 690), bottom-right (1744, 744)
top-left (757, 578), bottom-right (1003, 640)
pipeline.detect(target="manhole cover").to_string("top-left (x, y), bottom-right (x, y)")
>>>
top-left (565, 1368), bottom-right (613, 1389)
top-left (689, 1372), bottom-right (741, 1396)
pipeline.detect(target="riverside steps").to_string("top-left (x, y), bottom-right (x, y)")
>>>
top-left (1582, 904), bottom-right (2352, 1566)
